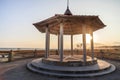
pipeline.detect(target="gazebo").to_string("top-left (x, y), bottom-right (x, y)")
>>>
top-left (27, 3), bottom-right (116, 77)
top-left (33, 11), bottom-right (105, 63)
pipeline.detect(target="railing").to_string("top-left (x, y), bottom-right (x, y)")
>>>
top-left (0, 49), bottom-right (120, 62)
top-left (0, 50), bottom-right (45, 62)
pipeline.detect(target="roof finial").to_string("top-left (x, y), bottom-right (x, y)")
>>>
top-left (67, 0), bottom-right (69, 9)
top-left (64, 0), bottom-right (72, 15)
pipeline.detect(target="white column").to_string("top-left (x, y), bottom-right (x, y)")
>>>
top-left (59, 23), bottom-right (64, 62)
top-left (82, 25), bottom-right (86, 65)
top-left (71, 35), bottom-right (73, 56)
top-left (90, 31), bottom-right (94, 61)
top-left (58, 34), bottom-right (60, 55)
top-left (45, 25), bottom-right (50, 58)
top-left (48, 32), bottom-right (50, 57)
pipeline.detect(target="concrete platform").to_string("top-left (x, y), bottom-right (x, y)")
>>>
top-left (42, 55), bottom-right (97, 66)
top-left (27, 55), bottom-right (116, 78)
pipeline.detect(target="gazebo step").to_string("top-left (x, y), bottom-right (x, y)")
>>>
top-left (27, 62), bottom-right (115, 77)
top-left (30, 58), bottom-right (110, 73)
top-left (27, 58), bottom-right (116, 77)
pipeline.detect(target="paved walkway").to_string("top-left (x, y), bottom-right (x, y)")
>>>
top-left (0, 58), bottom-right (120, 80)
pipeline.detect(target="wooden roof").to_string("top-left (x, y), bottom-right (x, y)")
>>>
top-left (33, 14), bottom-right (106, 35)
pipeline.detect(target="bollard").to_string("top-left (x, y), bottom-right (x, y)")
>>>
top-left (100, 49), bottom-right (104, 59)
top-left (33, 49), bottom-right (37, 57)
top-left (8, 50), bottom-right (13, 62)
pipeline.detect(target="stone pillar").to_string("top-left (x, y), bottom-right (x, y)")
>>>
top-left (58, 34), bottom-right (60, 55)
top-left (45, 25), bottom-right (50, 58)
top-left (8, 50), bottom-right (13, 62)
top-left (90, 31), bottom-right (94, 61)
top-left (82, 25), bottom-right (87, 65)
top-left (71, 34), bottom-right (73, 56)
top-left (33, 49), bottom-right (37, 57)
top-left (59, 23), bottom-right (64, 62)
top-left (48, 33), bottom-right (50, 57)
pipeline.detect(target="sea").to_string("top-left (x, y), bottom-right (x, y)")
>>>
top-left (0, 48), bottom-right (43, 51)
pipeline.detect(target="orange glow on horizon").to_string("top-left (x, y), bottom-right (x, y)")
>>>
top-left (86, 34), bottom-right (91, 43)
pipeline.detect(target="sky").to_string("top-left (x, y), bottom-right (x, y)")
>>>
top-left (0, 0), bottom-right (120, 49)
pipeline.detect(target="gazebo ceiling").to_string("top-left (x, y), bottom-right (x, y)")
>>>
top-left (33, 14), bottom-right (106, 35)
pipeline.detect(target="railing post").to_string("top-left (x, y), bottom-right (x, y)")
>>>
top-left (34, 49), bottom-right (37, 57)
top-left (8, 50), bottom-right (13, 62)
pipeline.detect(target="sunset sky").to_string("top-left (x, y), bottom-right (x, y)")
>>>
top-left (0, 0), bottom-right (120, 49)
